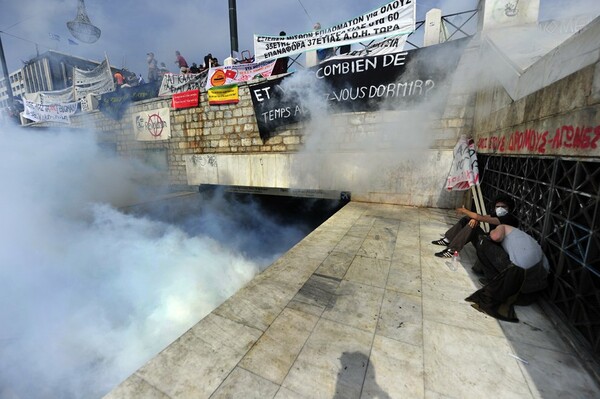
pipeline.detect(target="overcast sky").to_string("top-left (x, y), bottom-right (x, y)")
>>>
top-left (1, 1), bottom-right (598, 79)
top-left (0, 0), bottom-right (476, 77)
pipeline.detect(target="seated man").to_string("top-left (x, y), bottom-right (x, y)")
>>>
top-left (431, 195), bottom-right (519, 258)
top-left (465, 225), bottom-right (549, 322)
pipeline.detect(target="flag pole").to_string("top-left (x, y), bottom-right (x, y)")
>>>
top-left (472, 185), bottom-right (489, 232)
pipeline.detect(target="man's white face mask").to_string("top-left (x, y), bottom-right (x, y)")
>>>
top-left (495, 207), bottom-right (509, 217)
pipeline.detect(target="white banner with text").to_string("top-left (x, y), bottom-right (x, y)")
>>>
top-left (254, 0), bottom-right (415, 61)
top-left (23, 100), bottom-right (78, 124)
top-left (205, 60), bottom-right (277, 89)
top-left (158, 73), bottom-right (205, 97)
top-left (73, 59), bottom-right (115, 101)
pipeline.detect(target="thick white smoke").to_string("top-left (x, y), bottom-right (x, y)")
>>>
top-left (280, 0), bottom-right (600, 199)
top-left (281, 47), bottom-right (457, 196)
top-left (0, 125), bottom-right (303, 398)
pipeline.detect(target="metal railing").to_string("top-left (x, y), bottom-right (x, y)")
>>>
top-left (440, 10), bottom-right (479, 42)
top-left (287, 9), bottom-right (479, 69)
top-left (478, 154), bottom-right (600, 360)
top-left (406, 9), bottom-right (479, 49)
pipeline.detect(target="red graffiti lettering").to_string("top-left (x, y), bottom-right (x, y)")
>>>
top-left (508, 131), bottom-right (517, 151)
top-left (562, 125), bottom-right (574, 148)
top-left (571, 126), bottom-right (592, 149)
top-left (477, 137), bottom-right (488, 149)
top-left (550, 127), bottom-right (561, 149)
top-left (481, 125), bottom-right (599, 153)
top-left (507, 129), bottom-right (547, 153)
top-left (487, 136), bottom-right (505, 152)
top-left (593, 126), bottom-right (600, 149)
top-left (555, 125), bottom-right (600, 149)
top-left (538, 130), bottom-right (548, 154)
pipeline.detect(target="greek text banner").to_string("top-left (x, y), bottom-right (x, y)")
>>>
top-left (254, 0), bottom-right (415, 61)
top-left (205, 60), bottom-right (277, 89)
top-left (329, 35), bottom-right (408, 59)
top-left (172, 89), bottom-right (199, 109)
top-left (23, 87), bottom-right (75, 105)
top-left (207, 85), bottom-right (239, 105)
top-left (158, 73), bottom-right (206, 97)
top-left (98, 81), bottom-right (161, 120)
top-left (23, 100), bottom-right (78, 124)
top-left (73, 59), bottom-right (115, 102)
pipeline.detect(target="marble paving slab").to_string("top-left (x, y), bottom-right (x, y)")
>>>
top-left (239, 308), bottom-right (319, 384)
top-left (104, 203), bottom-right (600, 399)
top-left (280, 318), bottom-right (372, 398)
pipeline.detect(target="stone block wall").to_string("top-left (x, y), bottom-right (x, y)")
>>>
top-left (69, 75), bottom-right (472, 198)
top-left (63, 40), bottom-right (483, 209)
top-left (70, 85), bottom-right (309, 187)
top-left (36, 38), bottom-right (600, 205)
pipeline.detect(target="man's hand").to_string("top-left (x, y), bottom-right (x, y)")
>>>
top-left (468, 219), bottom-right (479, 228)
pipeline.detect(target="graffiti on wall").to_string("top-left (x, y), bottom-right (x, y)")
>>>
top-left (132, 107), bottom-right (171, 141)
top-left (477, 124), bottom-right (600, 154)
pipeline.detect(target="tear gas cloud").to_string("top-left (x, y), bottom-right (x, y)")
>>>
top-left (281, 0), bottom-right (600, 197)
top-left (0, 126), bottom-right (306, 398)
top-left (2, 2), bottom-right (599, 397)
top-left (282, 45), bottom-right (459, 196)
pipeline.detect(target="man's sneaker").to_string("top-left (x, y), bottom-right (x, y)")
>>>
top-left (431, 238), bottom-right (449, 246)
top-left (434, 248), bottom-right (454, 258)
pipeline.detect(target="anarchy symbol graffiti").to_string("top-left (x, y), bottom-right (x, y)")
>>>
top-left (147, 113), bottom-right (165, 137)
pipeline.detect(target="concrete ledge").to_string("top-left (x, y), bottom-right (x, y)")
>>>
top-left (185, 151), bottom-right (462, 208)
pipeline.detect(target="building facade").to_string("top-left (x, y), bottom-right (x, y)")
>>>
top-left (0, 68), bottom-right (25, 108)
top-left (1, 50), bottom-right (119, 111)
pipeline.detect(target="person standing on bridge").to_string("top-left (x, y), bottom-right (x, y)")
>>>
top-left (175, 50), bottom-right (189, 73)
top-left (147, 52), bottom-right (159, 82)
top-left (113, 70), bottom-right (124, 89)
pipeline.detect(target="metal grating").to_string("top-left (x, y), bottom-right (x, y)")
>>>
top-left (479, 154), bottom-right (600, 358)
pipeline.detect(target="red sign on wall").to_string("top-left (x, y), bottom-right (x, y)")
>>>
top-left (172, 89), bottom-right (199, 109)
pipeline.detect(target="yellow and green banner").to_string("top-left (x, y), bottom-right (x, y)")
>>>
top-left (207, 84), bottom-right (239, 105)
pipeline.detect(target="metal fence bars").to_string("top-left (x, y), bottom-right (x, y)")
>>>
top-left (478, 154), bottom-right (600, 359)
